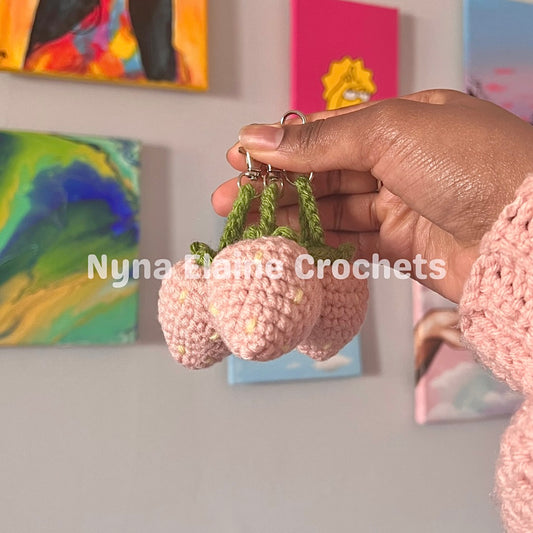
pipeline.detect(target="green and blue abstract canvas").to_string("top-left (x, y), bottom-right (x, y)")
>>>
top-left (0, 130), bottom-right (140, 345)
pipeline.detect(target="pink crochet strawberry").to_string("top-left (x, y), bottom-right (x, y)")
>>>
top-left (158, 258), bottom-right (230, 369)
top-left (159, 156), bottom-right (369, 368)
top-left (207, 236), bottom-right (323, 361)
top-left (298, 265), bottom-right (368, 360)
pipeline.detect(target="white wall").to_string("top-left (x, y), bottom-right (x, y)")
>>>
top-left (0, 1), bottom-right (509, 532)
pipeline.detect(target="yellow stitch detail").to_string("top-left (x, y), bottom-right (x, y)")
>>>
top-left (254, 251), bottom-right (263, 261)
top-left (209, 332), bottom-right (220, 341)
top-left (177, 345), bottom-right (186, 355)
top-left (293, 288), bottom-right (304, 304)
top-left (209, 304), bottom-right (219, 317)
top-left (245, 317), bottom-right (257, 334)
top-left (178, 290), bottom-right (188, 303)
top-left (323, 343), bottom-right (332, 351)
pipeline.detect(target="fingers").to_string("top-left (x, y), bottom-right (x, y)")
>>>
top-left (307, 171), bottom-right (380, 205)
top-left (211, 180), bottom-right (382, 261)
top-left (212, 179), bottom-right (241, 216)
top-left (274, 193), bottom-right (380, 233)
top-left (211, 170), bottom-right (380, 216)
top-left (323, 231), bottom-right (380, 262)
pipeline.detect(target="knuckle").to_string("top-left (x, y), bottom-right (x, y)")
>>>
top-left (286, 119), bottom-right (327, 158)
top-left (415, 88), bottom-right (455, 103)
top-left (368, 195), bottom-right (379, 229)
top-left (373, 99), bottom-right (402, 128)
top-left (430, 88), bottom-right (455, 99)
top-left (332, 169), bottom-right (342, 195)
top-left (300, 119), bottom-right (326, 152)
top-left (430, 88), bottom-right (463, 101)
top-left (364, 100), bottom-right (405, 165)
top-left (333, 198), bottom-right (344, 231)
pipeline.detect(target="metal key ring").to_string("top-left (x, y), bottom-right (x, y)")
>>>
top-left (237, 171), bottom-right (263, 199)
top-left (237, 146), bottom-right (263, 197)
top-left (262, 164), bottom-right (285, 198)
top-left (280, 110), bottom-right (314, 185)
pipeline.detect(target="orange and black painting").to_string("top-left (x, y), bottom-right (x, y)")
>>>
top-left (0, 0), bottom-right (207, 90)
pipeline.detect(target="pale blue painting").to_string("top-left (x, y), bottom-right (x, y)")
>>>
top-left (464, 0), bottom-right (533, 123)
top-left (227, 335), bottom-right (362, 385)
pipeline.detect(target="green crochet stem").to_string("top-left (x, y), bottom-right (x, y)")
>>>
top-left (190, 183), bottom-right (255, 265)
top-left (190, 175), bottom-right (354, 265)
top-left (295, 176), bottom-right (354, 261)
top-left (295, 176), bottom-right (325, 248)
top-left (243, 183), bottom-right (283, 239)
top-left (218, 184), bottom-right (256, 249)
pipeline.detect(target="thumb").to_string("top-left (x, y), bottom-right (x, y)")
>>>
top-left (237, 89), bottom-right (465, 184)
top-left (238, 104), bottom-right (386, 175)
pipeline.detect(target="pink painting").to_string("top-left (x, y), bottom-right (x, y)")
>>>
top-left (291, 0), bottom-right (398, 113)
top-left (413, 0), bottom-right (533, 425)
top-left (413, 283), bottom-right (522, 424)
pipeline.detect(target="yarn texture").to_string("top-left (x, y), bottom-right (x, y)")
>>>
top-left (298, 266), bottom-right (369, 360)
top-left (208, 236), bottom-right (323, 361)
top-left (459, 175), bottom-right (533, 532)
top-left (159, 173), bottom-right (369, 367)
top-left (497, 398), bottom-right (533, 533)
top-left (158, 259), bottom-right (230, 369)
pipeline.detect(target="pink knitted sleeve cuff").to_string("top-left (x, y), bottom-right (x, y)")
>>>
top-left (459, 175), bottom-right (533, 395)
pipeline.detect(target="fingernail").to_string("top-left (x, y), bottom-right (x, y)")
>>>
top-left (238, 124), bottom-right (284, 151)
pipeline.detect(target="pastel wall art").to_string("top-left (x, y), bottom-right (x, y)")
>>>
top-left (0, 131), bottom-right (140, 345)
top-left (413, 283), bottom-right (522, 424)
top-left (414, 0), bottom-right (533, 422)
top-left (228, 336), bottom-right (362, 385)
top-left (0, 0), bottom-right (207, 90)
top-left (291, 0), bottom-right (398, 113)
top-left (464, 0), bottom-right (533, 123)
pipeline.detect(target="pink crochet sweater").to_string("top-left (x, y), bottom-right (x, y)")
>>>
top-left (460, 175), bottom-right (533, 533)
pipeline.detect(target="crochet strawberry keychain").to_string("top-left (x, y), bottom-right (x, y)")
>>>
top-left (158, 111), bottom-right (369, 369)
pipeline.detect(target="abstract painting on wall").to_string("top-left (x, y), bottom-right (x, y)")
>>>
top-left (0, 0), bottom-right (207, 91)
top-left (228, 336), bottom-right (362, 385)
top-left (415, 0), bottom-right (533, 422)
top-left (291, 0), bottom-right (398, 113)
top-left (464, 0), bottom-right (533, 123)
top-left (0, 130), bottom-right (140, 345)
top-left (413, 283), bottom-right (522, 424)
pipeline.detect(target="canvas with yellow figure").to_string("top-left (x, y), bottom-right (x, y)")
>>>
top-left (0, 0), bottom-right (207, 90)
top-left (291, 0), bottom-right (397, 113)
top-left (322, 57), bottom-right (377, 111)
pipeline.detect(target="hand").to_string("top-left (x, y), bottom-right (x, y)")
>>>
top-left (211, 90), bottom-right (533, 302)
